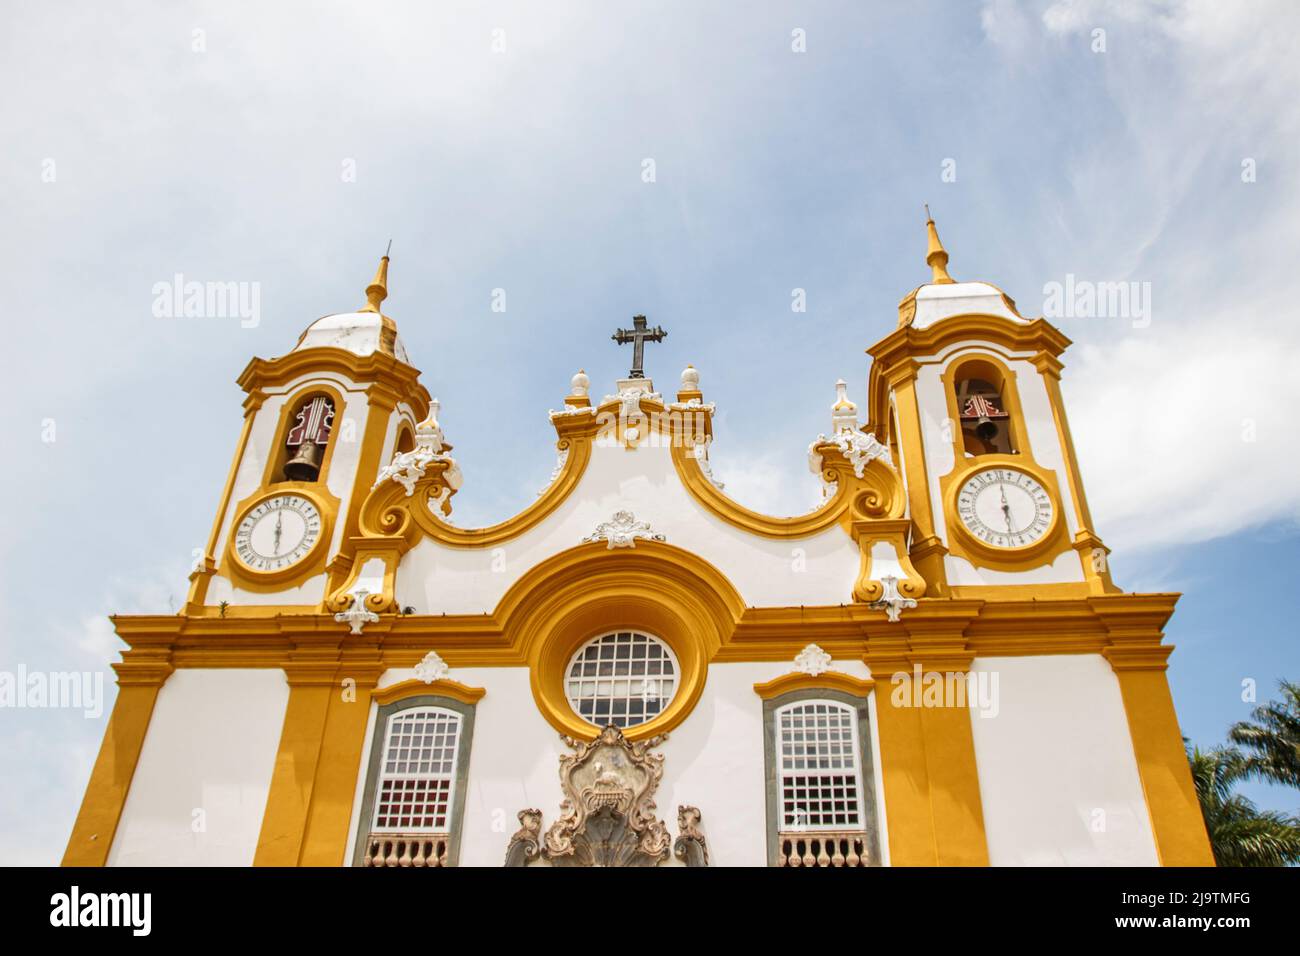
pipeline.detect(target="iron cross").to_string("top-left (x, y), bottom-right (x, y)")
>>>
top-left (611, 314), bottom-right (667, 379)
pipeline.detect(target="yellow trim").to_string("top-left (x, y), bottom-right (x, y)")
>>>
top-left (934, 352), bottom-right (1073, 573)
top-left (188, 394), bottom-right (262, 610)
top-left (358, 432), bottom-right (593, 550)
top-left (752, 671), bottom-right (875, 700)
top-left (108, 593), bottom-right (1191, 669)
top-left (259, 382), bottom-right (348, 490)
top-left (253, 664), bottom-right (336, 867)
top-left (372, 678), bottom-right (486, 707)
top-left (1108, 666), bottom-right (1214, 866)
top-left (61, 654), bottom-right (174, 866)
top-left (672, 440), bottom-right (850, 537)
top-left (940, 352), bottom-right (1034, 460)
top-left (1034, 353), bottom-right (1121, 594)
top-left (866, 638), bottom-right (989, 866)
top-left (297, 661), bottom-right (384, 866)
top-left (1094, 599), bottom-right (1214, 865)
top-left (510, 541), bottom-right (739, 741)
top-left (939, 457), bottom-right (1072, 572)
top-left (237, 346), bottom-right (429, 407)
top-left (884, 363), bottom-right (949, 596)
top-left (222, 484), bottom-right (340, 592)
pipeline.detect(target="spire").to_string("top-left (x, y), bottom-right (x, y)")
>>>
top-left (924, 205), bottom-right (955, 285)
top-left (361, 240), bottom-right (392, 313)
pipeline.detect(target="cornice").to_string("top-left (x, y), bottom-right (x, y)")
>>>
top-left (108, 591), bottom-right (1183, 677)
top-left (236, 346), bottom-right (431, 417)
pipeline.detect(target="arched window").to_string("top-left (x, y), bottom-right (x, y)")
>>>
top-left (953, 360), bottom-right (1017, 457)
top-left (565, 631), bottom-right (678, 729)
top-left (275, 394), bottom-right (335, 482)
top-left (775, 699), bottom-right (865, 832)
top-left (763, 691), bottom-right (880, 867)
top-left (393, 422), bottom-right (415, 456)
top-left (354, 697), bottom-right (476, 867)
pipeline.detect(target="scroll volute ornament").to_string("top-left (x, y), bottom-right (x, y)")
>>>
top-left (810, 441), bottom-right (905, 525)
top-left (357, 459), bottom-right (458, 545)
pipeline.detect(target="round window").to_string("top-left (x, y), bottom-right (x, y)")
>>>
top-left (565, 631), bottom-right (679, 729)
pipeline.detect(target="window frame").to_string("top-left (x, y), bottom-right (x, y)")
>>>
top-left (564, 630), bottom-right (680, 731)
top-left (762, 687), bottom-right (881, 867)
top-left (351, 694), bottom-right (476, 867)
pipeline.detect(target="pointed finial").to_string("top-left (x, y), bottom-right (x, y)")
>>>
top-left (362, 242), bottom-right (391, 313)
top-left (924, 206), bottom-right (955, 285)
top-left (831, 378), bottom-right (859, 434)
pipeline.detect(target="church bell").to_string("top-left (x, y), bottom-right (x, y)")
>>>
top-left (284, 440), bottom-right (324, 481)
top-left (975, 415), bottom-right (999, 442)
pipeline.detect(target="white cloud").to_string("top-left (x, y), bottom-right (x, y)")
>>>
top-left (981, 0), bottom-right (1300, 555)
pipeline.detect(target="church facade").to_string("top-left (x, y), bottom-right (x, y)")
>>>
top-left (65, 221), bottom-right (1214, 867)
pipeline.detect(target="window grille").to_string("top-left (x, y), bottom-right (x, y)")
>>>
top-left (565, 631), bottom-right (678, 729)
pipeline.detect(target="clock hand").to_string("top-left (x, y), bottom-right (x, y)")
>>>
top-left (998, 482), bottom-right (1014, 534)
top-left (273, 511), bottom-right (283, 556)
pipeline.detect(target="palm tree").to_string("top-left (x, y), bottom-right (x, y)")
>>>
top-left (1187, 743), bottom-right (1300, 866)
top-left (1230, 680), bottom-right (1300, 790)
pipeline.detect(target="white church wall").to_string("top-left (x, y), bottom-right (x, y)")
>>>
top-left (394, 436), bottom-right (862, 615)
top-left (968, 654), bottom-right (1158, 866)
top-left (944, 549), bottom-right (1084, 586)
top-left (108, 668), bottom-right (288, 866)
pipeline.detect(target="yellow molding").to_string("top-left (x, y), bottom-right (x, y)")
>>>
top-left (671, 439), bottom-right (906, 539)
top-left (236, 346), bottom-right (430, 411)
top-left (372, 678), bottom-right (487, 707)
top-left (62, 663), bottom-right (173, 866)
top-left (254, 678), bottom-right (334, 866)
top-left (752, 670), bottom-right (875, 700)
top-left (358, 433), bottom-right (592, 550)
top-left (188, 408), bottom-right (257, 609)
top-left (222, 484), bottom-right (340, 591)
top-left (258, 382), bottom-right (349, 491)
top-left (1110, 667), bottom-right (1215, 865)
top-left (298, 661), bottom-right (384, 867)
top-left (109, 591), bottom-right (1189, 668)
top-left (938, 456), bottom-right (1073, 573)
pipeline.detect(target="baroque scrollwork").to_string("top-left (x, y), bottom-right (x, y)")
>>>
top-left (581, 510), bottom-right (666, 549)
top-left (673, 805), bottom-right (709, 867)
top-left (506, 726), bottom-right (704, 867)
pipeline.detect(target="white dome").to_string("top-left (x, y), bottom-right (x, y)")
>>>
top-left (293, 310), bottom-right (410, 364)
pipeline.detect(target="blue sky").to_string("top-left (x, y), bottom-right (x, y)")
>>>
top-left (2, 1), bottom-right (1297, 863)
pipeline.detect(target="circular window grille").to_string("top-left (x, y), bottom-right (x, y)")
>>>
top-left (565, 631), bottom-right (679, 729)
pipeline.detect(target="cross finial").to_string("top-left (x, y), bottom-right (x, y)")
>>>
top-left (611, 314), bottom-right (667, 379)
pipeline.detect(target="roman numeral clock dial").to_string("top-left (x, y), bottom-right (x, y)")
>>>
top-left (956, 468), bottom-right (1053, 549)
top-left (233, 494), bottom-right (322, 573)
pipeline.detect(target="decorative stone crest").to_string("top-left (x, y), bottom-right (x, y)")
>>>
top-left (505, 726), bottom-right (705, 867)
top-left (793, 643), bottom-right (833, 676)
top-left (582, 510), bottom-right (666, 549)
top-left (334, 588), bottom-right (380, 634)
top-left (414, 649), bottom-right (449, 684)
top-left (871, 574), bottom-right (918, 622)
top-left (373, 400), bottom-right (460, 497)
top-left (808, 429), bottom-right (892, 480)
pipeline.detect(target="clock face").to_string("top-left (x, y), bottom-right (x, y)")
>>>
top-left (956, 468), bottom-right (1053, 549)
top-left (233, 494), bottom-right (322, 573)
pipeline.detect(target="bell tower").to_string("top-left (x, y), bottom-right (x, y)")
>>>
top-left (185, 254), bottom-right (432, 615)
top-left (866, 213), bottom-right (1118, 598)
